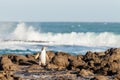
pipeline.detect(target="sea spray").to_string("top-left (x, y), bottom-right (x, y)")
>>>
top-left (11, 23), bottom-right (120, 47)
top-left (0, 22), bottom-right (120, 54)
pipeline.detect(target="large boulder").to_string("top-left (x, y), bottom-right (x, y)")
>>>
top-left (83, 51), bottom-right (102, 72)
top-left (84, 51), bottom-right (97, 60)
top-left (0, 56), bottom-right (18, 71)
top-left (107, 61), bottom-right (120, 75)
top-left (105, 48), bottom-right (120, 62)
top-left (69, 55), bottom-right (85, 70)
top-left (52, 55), bottom-right (69, 68)
top-left (50, 52), bottom-right (70, 69)
top-left (97, 48), bottom-right (120, 75)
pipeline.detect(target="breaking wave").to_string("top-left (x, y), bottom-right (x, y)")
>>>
top-left (0, 22), bottom-right (120, 47)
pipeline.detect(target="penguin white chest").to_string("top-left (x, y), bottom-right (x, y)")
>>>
top-left (40, 49), bottom-right (46, 65)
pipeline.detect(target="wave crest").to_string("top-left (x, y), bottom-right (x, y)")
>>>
top-left (9, 23), bottom-right (120, 47)
top-left (12, 23), bottom-right (41, 41)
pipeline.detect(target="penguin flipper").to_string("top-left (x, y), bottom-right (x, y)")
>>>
top-left (35, 53), bottom-right (40, 59)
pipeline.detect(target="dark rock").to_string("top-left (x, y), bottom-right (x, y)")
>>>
top-left (0, 71), bottom-right (22, 80)
top-left (26, 54), bottom-right (35, 60)
top-left (56, 52), bottom-right (71, 58)
top-left (114, 73), bottom-right (120, 80)
top-left (52, 54), bottom-right (69, 69)
top-left (92, 75), bottom-right (109, 80)
top-left (1, 56), bottom-right (12, 65)
top-left (47, 63), bottom-right (59, 69)
top-left (7, 54), bottom-right (17, 63)
top-left (69, 56), bottom-right (85, 70)
top-left (84, 51), bottom-right (96, 60)
top-left (47, 52), bottom-right (71, 70)
top-left (0, 71), bottom-right (5, 78)
top-left (46, 51), bottom-right (55, 62)
top-left (14, 55), bottom-right (28, 63)
top-left (19, 60), bottom-right (33, 65)
top-left (54, 56), bottom-right (68, 66)
top-left (0, 56), bottom-right (18, 71)
top-left (14, 55), bottom-right (36, 65)
top-left (105, 48), bottom-right (120, 62)
top-left (106, 61), bottom-right (120, 75)
top-left (97, 48), bottom-right (120, 75)
top-left (1, 48), bottom-right (120, 79)
top-left (78, 69), bottom-right (94, 78)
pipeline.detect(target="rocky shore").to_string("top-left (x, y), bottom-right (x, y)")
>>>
top-left (0, 48), bottom-right (120, 80)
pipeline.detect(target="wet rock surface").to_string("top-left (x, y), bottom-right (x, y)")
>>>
top-left (0, 48), bottom-right (120, 80)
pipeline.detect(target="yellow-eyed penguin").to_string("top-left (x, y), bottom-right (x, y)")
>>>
top-left (35, 47), bottom-right (49, 66)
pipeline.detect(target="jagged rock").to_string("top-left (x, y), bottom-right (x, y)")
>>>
top-left (96, 48), bottom-right (120, 75)
top-left (84, 51), bottom-right (96, 60)
top-left (14, 55), bottom-right (28, 63)
top-left (92, 75), bottom-right (109, 80)
top-left (1, 48), bottom-right (120, 79)
top-left (7, 54), bottom-right (17, 63)
top-left (0, 56), bottom-right (18, 71)
top-left (95, 52), bottom-right (105, 57)
top-left (0, 71), bottom-right (21, 80)
top-left (52, 54), bottom-right (69, 68)
top-left (4, 75), bottom-right (14, 80)
top-left (78, 69), bottom-right (94, 78)
top-left (2, 63), bottom-right (18, 71)
top-left (0, 72), bottom-right (5, 78)
top-left (69, 56), bottom-right (85, 70)
top-left (19, 60), bottom-right (34, 65)
top-left (47, 63), bottom-right (58, 69)
top-left (26, 54), bottom-right (36, 60)
top-left (68, 55), bottom-right (77, 61)
top-left (114, 73), bottom-right (120, 80)
top-left (56, 52), bottom-right (71, 58)
top-left (46, 52), bottom-right (70, 70)
top-left (105, 48), bottom-right (120, 62)
top-left (106, 61), bottom-right (120, 75)
top-left (1, 56), bottom-right (12, 65)
top-left (14, 55), bottom-right (36, 65)
top-left (13, 76), bottom-right (25, 80)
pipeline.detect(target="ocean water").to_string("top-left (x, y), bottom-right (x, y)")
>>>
top-left (0, 22), bottom-right (120, 55)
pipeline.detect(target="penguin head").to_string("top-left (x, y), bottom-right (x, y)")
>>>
top-left (41, 46), bottom-right (47, 50)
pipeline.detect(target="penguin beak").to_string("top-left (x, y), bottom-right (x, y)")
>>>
top-left (43, 46), bottom-right (48, 50)
top-left (45, 46), bottom-right (48, 49)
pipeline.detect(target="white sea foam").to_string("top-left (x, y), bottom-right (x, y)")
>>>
top-left (0, 23), bottom-right (120, 47)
